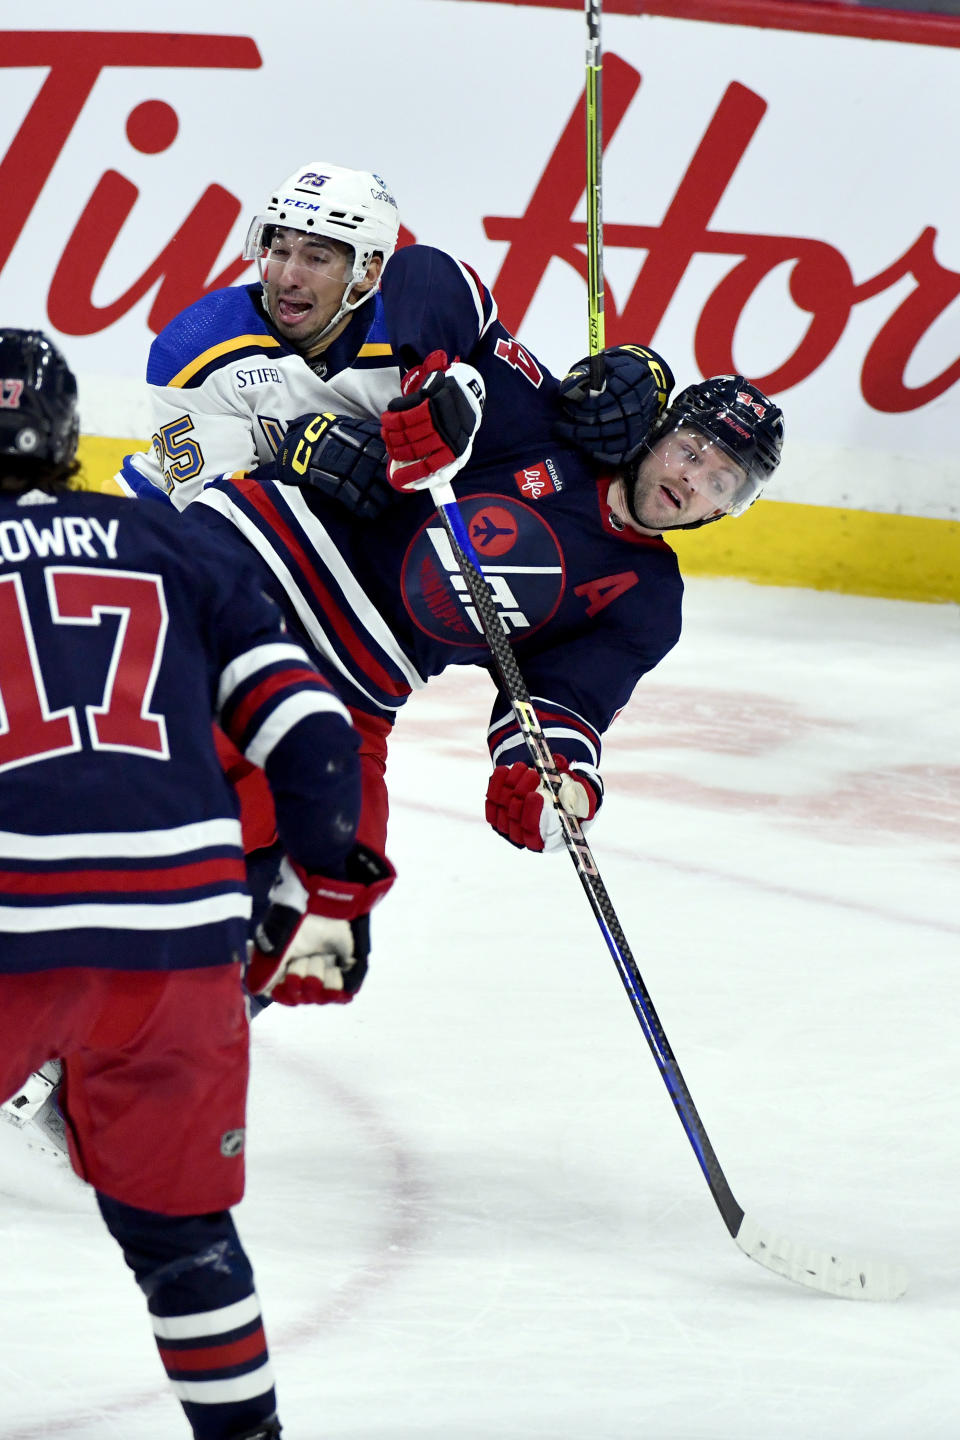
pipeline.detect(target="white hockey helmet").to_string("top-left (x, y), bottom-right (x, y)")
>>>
top-left (243, 162), bottom-right (400, 287)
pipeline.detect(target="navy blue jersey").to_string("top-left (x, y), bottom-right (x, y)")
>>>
top-left (0, 486), bottom-right (359, 973)
top-left (182, 385), bottom-right (682, 796)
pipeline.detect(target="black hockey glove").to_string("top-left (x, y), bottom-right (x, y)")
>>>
top-left (278, 412), bottom-right (395, 518)
top-left (555, 344), bottom-right (675, 466)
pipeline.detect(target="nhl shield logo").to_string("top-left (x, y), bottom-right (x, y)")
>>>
top-left (220, 1128), bottom-right (245, 1158)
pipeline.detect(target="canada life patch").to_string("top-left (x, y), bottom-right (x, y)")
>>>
top-left (401, 494), bottom-right (566, 646)
top-left (514, 458), bottom-right (561, 500)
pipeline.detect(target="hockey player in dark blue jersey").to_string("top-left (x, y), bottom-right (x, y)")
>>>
top-left (179, 338), bottom-right (784, 866)
top-left (0, 330), bottom-right (394, 1440)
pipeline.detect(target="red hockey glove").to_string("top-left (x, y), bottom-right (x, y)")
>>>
top-left (246, 844), bottom-right (395, 1005)
top-left (485, 755), bottom-right (600, 853)
top-left (381, 349), bottom-right (485, 489)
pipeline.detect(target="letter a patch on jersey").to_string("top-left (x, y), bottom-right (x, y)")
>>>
top-left (574, 571), bottom-right (638, 617)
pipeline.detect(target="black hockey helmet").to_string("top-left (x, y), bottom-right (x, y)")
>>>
top-left (0, 329), bottom-right (80, 477)
top-left (650, 375), bottom-right (784, 525)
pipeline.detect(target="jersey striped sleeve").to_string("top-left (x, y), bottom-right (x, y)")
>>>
top-left (487, 697), bottom-right (604, 801)
top-left (197, 480), bottom-right (426, 714)
top-left (216, 639), bottom-right (352, 768)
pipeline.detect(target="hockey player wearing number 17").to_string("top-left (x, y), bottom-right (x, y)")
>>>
top-left (0, 331), bottom-right (395, 1440)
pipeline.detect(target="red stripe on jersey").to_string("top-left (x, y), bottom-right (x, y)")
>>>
top-left (0, 857), bottom-right (246, 896)
top-left (157, 1324), bottom-right (267, 1373)
top-left (228, 664), bottom-right (328, 737)
top-left (233, 480), bottom-right (411, 699)
top-left (460, 261), bottom-right (488, 311)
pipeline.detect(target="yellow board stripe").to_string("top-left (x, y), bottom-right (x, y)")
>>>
top-left (73, 436), bottom-right (959, 605)
top-left (671, 498), bottom-right (960, 604)
top-left (167, 334), bottom-right (281, 388)
top-left (74, 436), bottom-right (143, 494)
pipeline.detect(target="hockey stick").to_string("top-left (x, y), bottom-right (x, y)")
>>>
top-left (427, 471), bottom-right (905, 1301)
top-left (585, 0), bottom-right (606, 392)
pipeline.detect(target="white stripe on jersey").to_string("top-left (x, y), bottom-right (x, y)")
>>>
top-left (217, 641), bottom-right (315, 710)
top-left (169, 1359), bottom-right (275, 1405)
top-left (151, 1293), bottom-right (263, 1340)
top-left (0, 893), bottom-right (252, 932)
top-left (0, 819), bottom-right (242, 861)
top-left (490, 725), bottom-right (601, 768)
top-left (273, 486), bottom-right (427, 691)
top-left (196, 489), bottom-right (393, 712)
top-left (452, 257), bottom-right (498, 339)
top-left (245, 690), bottom-right (352, 768)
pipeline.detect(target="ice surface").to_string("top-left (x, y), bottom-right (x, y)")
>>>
top-left (2, 577), bottom-right (958, 1439)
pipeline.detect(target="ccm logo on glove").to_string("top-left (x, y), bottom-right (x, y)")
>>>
top-left (277, 410), bottom-right (393, 518)
top-left (555, 343), bottom-right (675, 466)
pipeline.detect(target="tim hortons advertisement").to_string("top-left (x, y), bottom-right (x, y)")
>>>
top-left (1, 4), bottom-right (958, 519)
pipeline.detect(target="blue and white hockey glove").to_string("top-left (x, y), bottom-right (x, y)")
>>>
top-left (381, 349), bottom-right (485, 490)
top-left (555, 344), bottom-right (675, 465)
top-left (278, 412), bottom-right (395, 518)
top-left (246, 845), bottom-right (395, 1005)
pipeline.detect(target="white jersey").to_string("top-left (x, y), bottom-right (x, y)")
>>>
top-left (117, 246), bottom-right (498, 510)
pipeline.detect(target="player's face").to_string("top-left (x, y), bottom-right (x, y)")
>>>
top-left (261, 229), bottom-right (363, 348)
top-left (626, 425), bottom-right (745, 530)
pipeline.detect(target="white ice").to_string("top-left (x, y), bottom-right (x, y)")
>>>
top-left (2, 576), bottom-right (958, 1440)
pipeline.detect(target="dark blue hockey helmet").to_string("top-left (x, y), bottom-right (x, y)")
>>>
top-left (0, 329), bottom-right (80, 476)
top-left (651, 375), bottom-right (784, 524)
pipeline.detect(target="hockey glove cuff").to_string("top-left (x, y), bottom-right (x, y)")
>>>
top-left (246, 844), bottom-right (396, 1005)
top-left (381, 349), bottom-right (486, 490)
top-left (485, 755), bottom-right (601, 853)
top-left (555, 344), bottom-right (675, 465)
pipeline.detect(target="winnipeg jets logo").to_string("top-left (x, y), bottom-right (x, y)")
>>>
top-left (402, 495), bottom-right (565, 644)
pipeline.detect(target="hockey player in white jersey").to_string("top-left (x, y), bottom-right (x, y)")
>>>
top-left (116, 160), bottom-right (669, 511)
